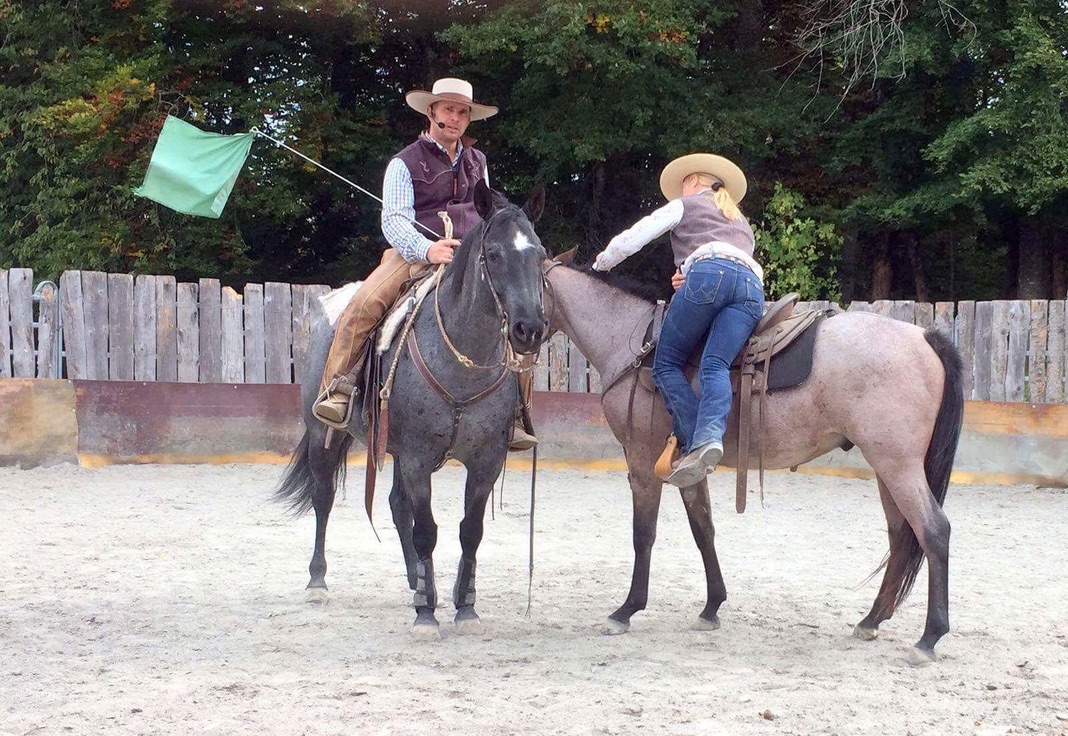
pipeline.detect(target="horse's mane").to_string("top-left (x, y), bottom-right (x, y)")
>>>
top-left (570, 264), bottom-right (661, 304)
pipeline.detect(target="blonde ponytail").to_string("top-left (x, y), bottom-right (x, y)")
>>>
top-left (684, 172), bottom-right (742, 220)
top-left (711, 183), bottom-right (741, 220)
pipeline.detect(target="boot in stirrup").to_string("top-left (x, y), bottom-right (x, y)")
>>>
top-left (313, 375), bottom-right (359, 429)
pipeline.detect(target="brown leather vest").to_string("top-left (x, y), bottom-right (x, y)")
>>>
top-left (394, 136), bottom-right (487, 240)
top-left (669, 194), bottom-right (756, 267)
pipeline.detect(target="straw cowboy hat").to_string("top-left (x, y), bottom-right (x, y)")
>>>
top-left (659, 152), bottom-right (747, 203)
top-left (405, 77), bottom-right (499, 122)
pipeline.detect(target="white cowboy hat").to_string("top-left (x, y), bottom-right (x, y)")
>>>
top-left (405, 77), bottom-right (498, 122)
top-left (659, 152), bottom-right (747, 203)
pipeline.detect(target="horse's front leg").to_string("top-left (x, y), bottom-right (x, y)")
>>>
top-left (397, 456), bottom-right (441, 639)
top-left (603, 466), bottom-right (663, 635)
top-left (452, 455), bottom-right (503, 635)
top-left (388, 472), bottom-right (418, 590)
top-left (679, 479), bottom-right (726, 630)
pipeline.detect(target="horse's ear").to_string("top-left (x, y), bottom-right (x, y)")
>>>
top-left (523, 182), bottom-right (545, 223)
top-left (555, 246), bottom-right (578, 266)
top-left (474, 179), bottom-right (496, 221)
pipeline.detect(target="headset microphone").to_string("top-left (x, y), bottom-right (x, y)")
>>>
top-left (436, 121), bottom-right (446, 129)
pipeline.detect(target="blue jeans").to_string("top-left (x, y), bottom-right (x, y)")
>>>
top-left (653, 258), bottom-right (765, 454)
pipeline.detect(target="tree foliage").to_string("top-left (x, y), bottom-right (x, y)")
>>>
top-left (0, 0), bottom-right (1064, 299)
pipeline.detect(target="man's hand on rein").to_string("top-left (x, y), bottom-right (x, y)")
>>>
top-left (427, 238), bottom-right (461, 265)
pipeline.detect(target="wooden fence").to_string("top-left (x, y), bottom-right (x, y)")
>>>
top-left (2, 268), bottom-right (1066, 403)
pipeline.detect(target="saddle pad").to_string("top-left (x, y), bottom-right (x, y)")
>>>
top-left (376, 272), bottom-right (438, 354)
top-left (762, 311), bottom-right (827, 391)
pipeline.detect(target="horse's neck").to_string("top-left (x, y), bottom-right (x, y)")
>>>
top-left (435, 237), bottom-right (501, 364)
top-left (550, 270), bottom-right (653, 382)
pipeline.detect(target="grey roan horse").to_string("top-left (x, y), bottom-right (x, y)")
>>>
top-left (544, 262), bottom-right (964, 664)
top-left (277, 181), bottom-right (548, 638)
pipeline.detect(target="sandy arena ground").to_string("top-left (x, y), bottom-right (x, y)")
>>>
top-left (0, 462), bottom-right (1066, 736)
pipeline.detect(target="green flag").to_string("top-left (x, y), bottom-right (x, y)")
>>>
top-left (134, 116), bottom-right (255, 218)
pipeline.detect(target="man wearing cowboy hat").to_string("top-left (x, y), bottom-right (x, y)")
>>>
top-left (314, 77), bottom-right (538, 451)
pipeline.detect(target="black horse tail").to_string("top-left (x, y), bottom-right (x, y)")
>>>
top-left (890, 328), bottom-right (964, 607)
top-left (274, 430), bottom-right (354, 516)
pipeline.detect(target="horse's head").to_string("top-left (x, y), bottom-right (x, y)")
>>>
top-left (472, 180), bottom-right (549, 355)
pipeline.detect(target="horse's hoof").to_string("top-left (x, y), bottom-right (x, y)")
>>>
top-left (411, 621), bottom-right (442, 640)
top-left (454, 613), bottom-right (483, 636)
top-left (305, 588), bottom-right (329, 605)
top-left (600, 618), bottom-right (630, 636)
top-left (691, 614), bottom-right (721, 631)
top-left (906, 646), bottom-right (939, 667)
top-left (852, 624), bottom-right (878, 641)
top-left (411, 610), bottom-right (441, 640)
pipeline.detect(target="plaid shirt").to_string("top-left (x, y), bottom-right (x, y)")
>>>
top-left (381, 134), bottom-right (489, 263)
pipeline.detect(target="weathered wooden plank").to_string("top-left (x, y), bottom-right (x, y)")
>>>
top-left (264, 282), bottom-right (293, 384)
top-left (933, 302), bottom-right (954, 339)
top-left (243, 283), bottom-right (266, 384)
top-left (533, 341), bottom-right (549, 391)
top-left (8, 269), bottom-right (34, 378)
top-left (1004, 300), bottom-right (1030, 402)
top-left (914, 302), bottom-right (934, 330)
top-left (35, 281), bottom-right (59, 378)
top-left (291, 284), bottom-right (328, 386)
top-left (107, 273), bottom-right (135, 380)
top-left (871, 300), bottom-right (894, 317)
top-left (199, 278), bottom-right (222, 383)
top-left (1047, 301), bottom-right (1066, 403)
top-left (82, 271), bottom-right (110, 381)
top-left (567, 342), bottom-right (588, 392)
top-left (134, 275), bottom-right (157, 381)
top-left (156, 276), bottom-right (178, 382)
top-left (221, 286), bottom-right (245, 383)
top-left (59, 271), bottom-right (87, 379)
top-left (0, 270), bottom-right (10, 378)
top-left (847, 301), bottom-right (872, 312)
top-left (176, 282), bottom-right (200, 383)
top-left (971, 301), bottom-right (992, 401)
top-left (956, 301), bottom-right (976, 399)
top-left (1028, 300), bottom-right (1049, 403)
top-left (547, 332), bottom-right (569, 392)
top-left (889, 300), bottom-right (916, 324)
top-left (989, 301), bottom-right (1010, 402)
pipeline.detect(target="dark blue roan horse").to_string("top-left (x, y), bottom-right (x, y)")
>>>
top-left (277, 181), bottom-right (548, 638)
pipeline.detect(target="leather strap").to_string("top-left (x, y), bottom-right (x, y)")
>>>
top-left (736, 366), bottom-right (754, 513)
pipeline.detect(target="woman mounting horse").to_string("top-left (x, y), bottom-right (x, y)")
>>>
top-left (546, 161), bottom-right (963, 662)
top-left (593, 153), bottom-right (766, 488)
top-left (277, 180), bottom-right (548, 639)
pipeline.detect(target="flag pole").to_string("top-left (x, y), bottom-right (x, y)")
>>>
top-left (250, 127), bottom-right (440, 238)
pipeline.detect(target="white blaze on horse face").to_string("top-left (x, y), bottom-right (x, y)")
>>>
top-left (512, 230), bottom-right (538, 252)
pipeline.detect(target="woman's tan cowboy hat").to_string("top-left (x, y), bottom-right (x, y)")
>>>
top-left (659, 152), bottom-right (747, 203)
top-left (405, 77), bottom-right (498, 122)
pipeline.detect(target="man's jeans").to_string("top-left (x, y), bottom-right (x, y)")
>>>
top-left (653, 258), bottom-right (765, 454)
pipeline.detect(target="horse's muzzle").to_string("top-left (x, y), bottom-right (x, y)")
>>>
top-left (510, 316), bottom-right (548, 355)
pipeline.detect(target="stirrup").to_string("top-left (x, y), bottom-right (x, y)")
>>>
top-left (313, 377), bottom-right (358, 431)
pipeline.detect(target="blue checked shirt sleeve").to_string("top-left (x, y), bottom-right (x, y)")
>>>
top-left (381, 158), bottom-right (434, 263)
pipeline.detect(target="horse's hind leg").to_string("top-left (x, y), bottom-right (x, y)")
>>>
top-left (604, 467), bottom-right (663, 635)
top-left (452, 457), bottom-right (501, 636)
top-left (388, 473), bottom-right (418, 590)
top-left (305, 438), bottom-right (346, 604)
top-left (861, 464), bottom-right (951, 664)
top-left (854, 476), bottom-right (911, 639)
top-left (679, 480), bottom-right (727, 631)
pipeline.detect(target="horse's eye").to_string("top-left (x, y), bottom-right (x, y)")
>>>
top-left (486, 247), bottom-right (502, 262)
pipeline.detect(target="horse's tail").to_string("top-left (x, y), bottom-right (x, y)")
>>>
top-left (274, 430), bottom-right (354, 516)
top-left (890, 328), bottom-right (965, 606)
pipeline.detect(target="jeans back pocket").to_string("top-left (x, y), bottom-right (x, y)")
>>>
top-left (684, 269), bottom-right (726, 305)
